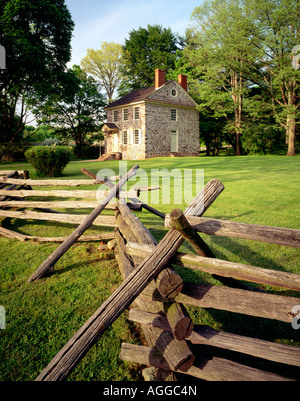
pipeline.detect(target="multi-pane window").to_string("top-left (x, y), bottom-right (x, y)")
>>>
top-left (123, 108), bottom-right (129, 121)
top-left (134, 129), bottom-right (140, 145)
top-left (113, 110), bottom-right (118, 122)
top-left (171, 109), bottom-right (177, 121)
top-left (123, 131), bottom-right (128, 145)
top-left (134, 130), bottom-right (141, 145)
top-left (134, 107), bottom-right (140, 120)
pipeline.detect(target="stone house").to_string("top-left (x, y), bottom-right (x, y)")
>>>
top-left (102, 69), bottom-right (199, 160)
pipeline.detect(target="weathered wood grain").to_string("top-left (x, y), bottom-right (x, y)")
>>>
top-left (165, 215), bottom-right (300, 248)
top-left (0, 226), bottom-right (114, 243)
top-left (118, 200), bottom-right (155, 245)
top-left (155, 267), bottom-right (183, 299)
top-left (0, 177), bottom-right (102, 186)
top-left (154, 330), bottom-right (195, 371)
top-left (128, 309), bottom-right (300, 367)
top-left (0, 189), bottom-right (138, 199)
top-left (116, 199), bottom-right (194, 373)
top-left (163, 302), bottom-right (194, 340)
top-left (35, 179), bottom-right (224, 380)
top-left (119, 343), bottom-right (295, 381)
top-left (168, 208), bottom-right (262, 291)
top-left (0, 200), bottom-right (142, 210)
top-left (125, 242), bottom-right (300, 291)
top-left (0, 209), bottom-right (116, 227)
top-left (174, 283), bottom-right (299, 323)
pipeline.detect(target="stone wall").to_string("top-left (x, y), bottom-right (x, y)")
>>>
top-left (144, 103), bottom-right (199, 158)
top-left (106, 105), bottom-right (146, 160)
top-left (148, 81), bottom-right (196, 108)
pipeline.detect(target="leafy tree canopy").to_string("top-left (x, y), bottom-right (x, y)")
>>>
top-left (0, 0), bottom-right (74, 150)
top-left (0, 0), bottom-right (74, 93)
top-left (81, 42), bottom-right (124, 103)
top-left (33, 65), bottom-right (106, 158)
top-left (120, 24), bottom-right (180, 93)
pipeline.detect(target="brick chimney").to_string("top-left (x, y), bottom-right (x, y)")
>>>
top-left (155, 69), bottom-right (166, 89)
top-left (178, 74), bottom-right (188, 91)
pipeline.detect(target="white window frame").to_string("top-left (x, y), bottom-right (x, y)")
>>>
top-left (122, 130), bottom-right (128, 145)
top-left (133, 129), bottom-right (142, 145)
top-left (134, 106), bottom-right (140, 120)
top-left (123, 108), bottom-right (129, 121)
top-left (113, 110), bottom-right (119, 122)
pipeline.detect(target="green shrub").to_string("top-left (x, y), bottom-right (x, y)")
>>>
top-left (25, 146), bottom-right (73, 177)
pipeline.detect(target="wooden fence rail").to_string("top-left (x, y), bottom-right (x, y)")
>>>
top-left (165, 215), bottom-right (300, 248)
top-left (125, 242), bottom-right (300, 291)
top-left (0, 170), bottom-right (140, 244)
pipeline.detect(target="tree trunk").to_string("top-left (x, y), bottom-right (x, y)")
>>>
top-left (231, 71), bottom-right (243, 156)
top-left (286, 115), bottom-right (296, 156)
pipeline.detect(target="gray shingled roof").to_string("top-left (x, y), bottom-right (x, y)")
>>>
top-left (106, 85), bottom-right (158, 109)
top-left (103, 123), bottom-right (119, 130)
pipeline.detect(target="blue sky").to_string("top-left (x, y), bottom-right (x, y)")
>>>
top-left (65, 0), bottom-right (201, 66)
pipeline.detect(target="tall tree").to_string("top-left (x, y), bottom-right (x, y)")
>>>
top-left (186, 0), bottom-right (255, 155)
top-left (81, 42), bottom-right (124, 103)
top-left (121, 24), bottom-right (180, 93)
top-left (0, 0), bottom-right (74, 149)
top-left (33, 66), bottom-right (106, 158)
top-left (245, 0), bottom-right (300, 156)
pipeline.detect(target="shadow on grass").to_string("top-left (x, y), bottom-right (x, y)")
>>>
top-left (208, 235), bottom-right (286, 271)
top-left (48, 255), bottom-right (116, 278)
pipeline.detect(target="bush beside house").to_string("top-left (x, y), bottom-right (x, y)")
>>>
top-left (25, 146), bottom-right (73, 177)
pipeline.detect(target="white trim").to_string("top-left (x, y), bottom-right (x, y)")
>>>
top-left (113, 110), bottom-right (119, 122)
top-left (129, 129), bottom-right (133, 145)
top-left (134, 106), bottom-right (140, 120)
top-left (123, 108), bottom-right (129, 121)
top-left (122, 130), bottom-right (128, 145)
top-left (133, 129), bottom-right (142, 145)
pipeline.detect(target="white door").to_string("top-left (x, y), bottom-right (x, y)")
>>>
top-left (113, 133), bottom-right (119, 152)
top-left (171, 131), bottom-right (178, 152)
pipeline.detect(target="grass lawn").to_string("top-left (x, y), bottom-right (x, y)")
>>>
top-left (0, 155), bottom-right (299, 381)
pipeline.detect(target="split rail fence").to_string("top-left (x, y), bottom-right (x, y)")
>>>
top-left (0, 168), bottom-right (149, 243)
top-left (0, 166), bottom-right (299, 381)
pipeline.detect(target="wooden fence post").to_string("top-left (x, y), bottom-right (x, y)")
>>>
top-left (169, 208), bottom-right (261, 292)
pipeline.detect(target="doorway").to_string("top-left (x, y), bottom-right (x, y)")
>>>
top-left (171, 131), bottom-right (178, 152)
